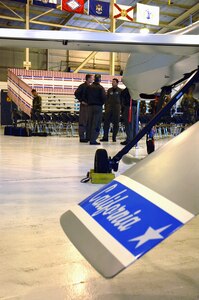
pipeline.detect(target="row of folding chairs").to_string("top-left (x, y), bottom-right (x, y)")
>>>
top-left (14, 111), bottom-right (197, 138)
top-left (15, 112), bottom-right (79, 136)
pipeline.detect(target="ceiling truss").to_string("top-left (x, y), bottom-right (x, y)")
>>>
top-left (0, 0), bottom-right (198, 74)
top-left (0, 0), bottom-right (198, 33)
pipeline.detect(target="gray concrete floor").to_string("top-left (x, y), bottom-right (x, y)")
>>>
top-left (0, 130), bottom-right (198, 300)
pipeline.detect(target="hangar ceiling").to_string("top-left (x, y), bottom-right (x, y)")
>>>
top-left (0, 0), bottom-right (198, 77)
top-left (0, 0), bottom-right (198, 34)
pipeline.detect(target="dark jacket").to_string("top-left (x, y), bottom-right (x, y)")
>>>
top-left (84, 82), bottom-right (106, 106)
top-left (74, 82), bottom-right (89, 102)
top-left (32, 95), bottom-right (42, 113)
top-left (106, 87), bottom-right (122, 107)
top-left (121, 88), bottom-right (137, 107)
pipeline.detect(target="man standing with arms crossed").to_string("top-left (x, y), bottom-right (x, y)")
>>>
top-left (84, 74), bottom-right (107, 145)
top-left (75, 74), bottom-right (93, 142)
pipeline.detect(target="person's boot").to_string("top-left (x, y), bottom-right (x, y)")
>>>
top-left (100, 137), bottom-right (108, 142)
top-left (120, 140), bottom-right (128, 145)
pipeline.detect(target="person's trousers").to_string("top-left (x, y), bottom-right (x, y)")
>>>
top-left (78, 104), bottom-right (89, 140)
top-left (122, 105), bottom-right (137, 142)
top-left (88, 105), bottom-right (103, 143)
top-left (103, 106), bottom-right (120, 140)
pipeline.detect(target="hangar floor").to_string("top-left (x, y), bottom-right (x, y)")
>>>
top-left (0, 130), bottom-right (198, 300)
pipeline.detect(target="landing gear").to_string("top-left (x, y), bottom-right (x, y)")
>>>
top-left (94, 149), bottom-right (110, 173)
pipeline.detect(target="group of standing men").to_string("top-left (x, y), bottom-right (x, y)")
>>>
top-left (75, 74), bottom-right (137, 145)
top-left (75, 74), bottom-right (106, 145)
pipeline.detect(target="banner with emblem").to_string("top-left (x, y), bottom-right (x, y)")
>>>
top-left (33, 0), bottom-right (57, 8)
top-left (136, 3), bottom-right (160, 26)
top-left (62, 0), bottom-right (84, 14)
top-left (89, 0), bottom-right (110, 18)
top-left (113, 4), bottom-right (134, 22)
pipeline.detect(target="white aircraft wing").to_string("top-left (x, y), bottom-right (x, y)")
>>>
top-left (0, 23), bottom-right (198, 99)
top-left (123, 52), bottom-right (199, 99)
top-left (60, 122), bottom-right (199, 278)
top-left (0, 28), bottom-right (198, 55)
top-left (123, 21), bottom-right (199, 99)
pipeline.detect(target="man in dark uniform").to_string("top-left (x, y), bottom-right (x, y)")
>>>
top-left (100, 78), bottom-right (122, 142)
top-left (120, 87), bottom-right (137, 145)
top-left (181, 84), bottom-right (198, 124)
top-left (74, 74), bottom-right (93, 142)
top-left (31, 89), bottom-right (42, 120)
top-left (149, 96), bottom-right (159, 116)
top-left (84, 74), bottom-right (106, 145)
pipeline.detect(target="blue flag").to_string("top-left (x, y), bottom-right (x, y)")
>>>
top-left (89, 0), bottom-right (110, 18)
top-left (33, 0), bottom-right (57, 9)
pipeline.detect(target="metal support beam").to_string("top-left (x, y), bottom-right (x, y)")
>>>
top-left (73, 51), bottom-right (97, 73)
top-left (25, 1), bottom-right (31, 70)
top-left (151, 0), bottom-right (193, 10)
top-left (157, 3), bottom-right (199, 33)
top-left (110, 0), bottom-right (116, 76)
top-left (110, 53), bottom-right (115, 76)
top-left (0, 15), bottom-right (23, 22)
top-left (0, 14), bottom-right (106, 32)
top-left (0, 1), bottom-right (24, 20)
top-left (46, 49), bottom-right (49, 71)
top-left (66, 50), bottom-right (70, 71)
top-left (31, 20), bottom-right (105, 32)
top-left (30, 8), bottom-right (55, 22)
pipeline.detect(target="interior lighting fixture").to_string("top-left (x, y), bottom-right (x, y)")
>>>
top-left (140, 27), bottom-right (150, 34)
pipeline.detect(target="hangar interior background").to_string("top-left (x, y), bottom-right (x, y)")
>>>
top-left (0, 1), bottom-right (198, 299)
top-left (0, 0), bottom-right (198, 81)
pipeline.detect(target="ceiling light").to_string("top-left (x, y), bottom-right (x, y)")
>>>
top-left (140, 27), bottom-right (150, 34)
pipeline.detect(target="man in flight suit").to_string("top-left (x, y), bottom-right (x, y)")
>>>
top-left (100, 78), bottom-right (122, 142)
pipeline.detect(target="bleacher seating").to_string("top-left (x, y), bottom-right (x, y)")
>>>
top-left (41, 94), bottom-right (79, 113)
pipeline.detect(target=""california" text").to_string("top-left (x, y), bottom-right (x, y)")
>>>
top-left (89, 183), bottom-right (141, 232)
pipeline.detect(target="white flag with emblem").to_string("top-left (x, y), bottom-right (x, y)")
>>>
top-left (136, 3), bottom-right (159, 26)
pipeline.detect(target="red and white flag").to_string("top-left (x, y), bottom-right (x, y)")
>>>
top-left (113, 4), bottom-right (134, 22)
top-left (62, 0), bottom-right (84, 14)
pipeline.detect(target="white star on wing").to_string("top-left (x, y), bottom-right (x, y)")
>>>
top-left (128, 224), bottom-right (172, 248)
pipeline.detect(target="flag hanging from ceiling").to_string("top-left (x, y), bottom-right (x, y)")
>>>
top-left (136, 3), bottom-right (160, 26)
top-left (113, 4), bottom-right (134, 22)
top-left (33, 0), bottom-right (57, 8)
top-left (89, 0), bottom-right (110, 18)
top-left (62, 0), bottom-right (84, 14)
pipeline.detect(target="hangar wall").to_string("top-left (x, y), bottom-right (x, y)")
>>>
top-left (0, 48), bottom-right (47, 81)
top-left (0, 48), bottom-right (129, 81)
top-left (49, 50), bottom-right (129, 73)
